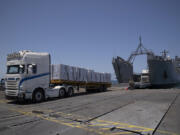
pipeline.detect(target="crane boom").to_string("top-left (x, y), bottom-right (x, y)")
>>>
top-left (127, 36), bottom-right (153, 64)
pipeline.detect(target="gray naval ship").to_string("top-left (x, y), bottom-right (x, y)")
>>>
top-left (112, 37), bottom-right (180, 88)
top-left (147, 50), bottom-right (180, 87)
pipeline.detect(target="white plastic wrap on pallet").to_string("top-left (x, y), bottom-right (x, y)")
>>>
top-left (51, 65), bottom-right (53, 79)
top-left (100, 73), bottom-right (102, 82)
top-left (95, 72), bottom-right (101, 82)
top-left (87, 70), bottom-right (91, 82)
top-left (103, 73), bottom-right (107, 82)
top-left (103, 73), bottom-right (105, 82)
top-left (79, 68), bottom-right (83, 82)
top-left (75, 67), bottom-right (80, 81)
top-left (100, 73), bottom-right (105, 82)
top-left (84, 69), bottom-right (88, 81)
top-left (105, 73), bottom-right (111, 83)
top-left (73, 67), bottom-right (77, 81)
top-left (79, 68), bottom-right (87, 82)
top-left (107, 73), bottom-right (110, 82)
top-left (87, 70), bottom-right (93, 82)
top-left (51, 64), bottom-right (68, 80)
top-left (91, 71), bottom-right (96, 82)
top-left (61, 64), bottom-right (68, 80)
top-left (67, 66), bottom-right (74, 81)
top-left (51, 64), bottom-right (60, 80)
top-left (104, 73), bottom-right (108, 82)
top-left (109, 74), bottom-right (111, 82)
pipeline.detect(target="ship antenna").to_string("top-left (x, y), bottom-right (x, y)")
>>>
top-left (139, 36), bottom-right (142, 46)
top-left (161, 50), bottom-right (168, 58)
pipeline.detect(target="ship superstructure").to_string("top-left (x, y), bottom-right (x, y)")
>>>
top-left (147, 50), bottom-right (180, 87)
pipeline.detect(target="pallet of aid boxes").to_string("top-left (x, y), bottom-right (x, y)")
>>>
top-left (75, 67), bottom-right (87, 82)
top-left (87, 70), bottom-right (111, 83)
top-left (51, 64), bottom-right (88, 83)
top-left (51, 64), bottom-right (68, 81)
top-left (100, 72), bottom-right (111, 83)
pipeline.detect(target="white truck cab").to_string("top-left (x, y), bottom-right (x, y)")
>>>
top-left (141, 69), bottom-right (149, 83)
top-left (5, 51), bottom-right (67, 102)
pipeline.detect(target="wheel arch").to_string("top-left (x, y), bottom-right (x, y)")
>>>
top-left (33, 87), bottom-right (45, 97)
top-left (67, 86), bottom-right (74, 91)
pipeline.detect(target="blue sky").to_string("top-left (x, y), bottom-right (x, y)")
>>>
top-left (0, 0), bottom-right (179, 79)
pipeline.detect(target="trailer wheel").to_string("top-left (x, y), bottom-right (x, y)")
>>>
top-left (67, 87), bottom-right (74, 97)
top-left (33, 89), bottom-right (44, 103)
top-left (98, 85), bottom-right (104, 92)
top-left (86, 89), bottom-right (91, 93)
top-left (103, 85), bottom-right (107, 92)
top-left (59, 88), bottom-right (65, 98)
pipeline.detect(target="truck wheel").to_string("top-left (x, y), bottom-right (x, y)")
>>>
top-left (86, 89), bottom-right (91, 93)
top-left (67, 87), bottom-right (74, 97)
top-left (33, 90), bottom-right (44, 103)
top-left (59, 88), bottom-right (65, 98)
top-left (103, 86), bottom-right (107, 92)
top-left (98, 86), bottom-right (104, 92)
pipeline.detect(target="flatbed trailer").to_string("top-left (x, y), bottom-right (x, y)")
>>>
top-left (51, 79), bottom-right (111, 91)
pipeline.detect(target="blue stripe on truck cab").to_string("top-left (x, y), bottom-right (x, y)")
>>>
top-left (19, 72), bottom-right (50, 89)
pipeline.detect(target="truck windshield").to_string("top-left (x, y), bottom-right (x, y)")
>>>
top-left (7, 65), bottom-right (25, 74)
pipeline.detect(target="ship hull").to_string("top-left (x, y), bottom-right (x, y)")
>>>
top-left (112, 57), bottom-right (133, 83)
top-left (148, 58), bottom-right (180, 87)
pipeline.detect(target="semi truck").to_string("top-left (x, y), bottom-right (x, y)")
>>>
top-left (134, 69), bottom-right (151, 89)
top-left (5, 51), bottom-right (111, 102)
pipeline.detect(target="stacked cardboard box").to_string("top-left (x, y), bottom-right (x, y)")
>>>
top-left (51, 64), bottom-right (111, 83)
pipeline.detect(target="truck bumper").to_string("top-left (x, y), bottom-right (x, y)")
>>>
top-left (5, 90), bottom-right (32, 100)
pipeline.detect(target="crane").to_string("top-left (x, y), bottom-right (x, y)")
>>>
top-left (127, 36), bottom-right (154, 64)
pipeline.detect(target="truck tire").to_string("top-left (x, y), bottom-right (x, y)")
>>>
top-left (98, 85), bottom-right (104, 92)
top-left (33, 89), bottom-right (44, 103)
top-left (67, 87), bottom-right (74, 97)
top-left (86, 89), bottom-right (91, 93)
top-left (59, 88), bottom-right (65, 98)
top-left (102, 85), bottom-right (107, 92)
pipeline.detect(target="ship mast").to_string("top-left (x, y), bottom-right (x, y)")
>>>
top-left (161, 50), bottom-right (168, 58)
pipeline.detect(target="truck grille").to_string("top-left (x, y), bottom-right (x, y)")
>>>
top-left (6, 90), bottom-right (18, 96)
top-left (6, 80), bottom-right (18, 90)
